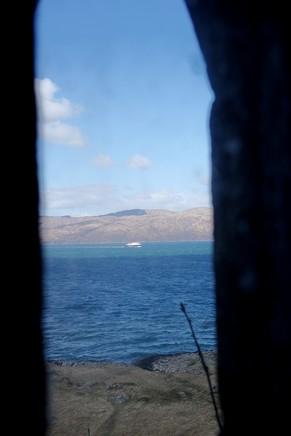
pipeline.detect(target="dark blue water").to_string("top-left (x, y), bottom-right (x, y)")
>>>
top-left (43, 241), bottom-right (215, 362)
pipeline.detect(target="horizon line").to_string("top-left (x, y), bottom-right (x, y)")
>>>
top-left (40, 206), bottom-right (212, 218)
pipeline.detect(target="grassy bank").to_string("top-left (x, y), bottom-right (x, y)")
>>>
top-left (47, 351), bottom-right (219, 436)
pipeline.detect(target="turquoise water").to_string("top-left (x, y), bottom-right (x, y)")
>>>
top-left (43, 241), bottom-right (215, 362)
top-left (43, 241), bottom-right (213, 258)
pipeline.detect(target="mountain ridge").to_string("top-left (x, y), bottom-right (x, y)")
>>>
top-left (40, 207), bottom-right (213, 244)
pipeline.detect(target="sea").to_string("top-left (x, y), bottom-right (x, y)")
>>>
top-left (42, 241), bottom-right (216, 363)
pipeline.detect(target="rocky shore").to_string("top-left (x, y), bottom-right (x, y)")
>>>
top-left (47, 351), bottom-right (219, 436)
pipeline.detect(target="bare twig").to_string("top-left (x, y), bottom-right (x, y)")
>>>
top-left (180, 302), bottom-right (223, 432)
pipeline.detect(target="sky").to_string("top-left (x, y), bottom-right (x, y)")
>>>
top-left (36, 0), bottom-right (213, 216)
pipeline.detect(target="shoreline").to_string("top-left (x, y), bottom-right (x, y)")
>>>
top-left (46, 349), bottom-right (216, 371)
top-left (42, 240), bottom-right (213, 246)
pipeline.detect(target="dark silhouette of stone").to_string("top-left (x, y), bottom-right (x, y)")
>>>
top-left (185, 1), bottom-right (291, 434)
top-left (4, 1), bottom-right (46, 434)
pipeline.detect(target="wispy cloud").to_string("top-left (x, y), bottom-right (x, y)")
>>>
top-left (41, 121), bottom-right (86, 147)
top-left (35, 78), bottom-right (86, 147)
top-left (42, 185), bottom-right (210, 216)
top-left (128, 154), bottom-right (151, 170)
top-left (43, 185), bottom-right (115, 214)
top-left (94, 154), bottom-right (113, 168)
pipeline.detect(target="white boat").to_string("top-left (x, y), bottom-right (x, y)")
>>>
top-left (125, 242), bottom-right (142, 247)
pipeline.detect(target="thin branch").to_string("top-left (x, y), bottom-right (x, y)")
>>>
top-left (180, 302), bottom-right (223, 432)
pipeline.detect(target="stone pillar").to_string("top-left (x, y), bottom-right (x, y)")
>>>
top-left (185, 1), bottom-right (291, 434)
top-left (4, 1), bottom-right (46, 434)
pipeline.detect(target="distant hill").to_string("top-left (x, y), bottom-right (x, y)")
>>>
top-left (40, 207), bottom-right (213, 244)
top-left (100, 209), bottom-right (147, 217)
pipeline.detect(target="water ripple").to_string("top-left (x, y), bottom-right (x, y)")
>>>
top-left (43, 242), bottom-right (215, 362)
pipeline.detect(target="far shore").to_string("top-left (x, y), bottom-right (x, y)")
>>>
top-left (47, 351), bottom-right (219, 436)
top-left (42, 239), bottom-right (214, 246)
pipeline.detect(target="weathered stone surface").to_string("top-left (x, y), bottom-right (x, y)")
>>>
top-left (185, 1), bottom-right (291, 434)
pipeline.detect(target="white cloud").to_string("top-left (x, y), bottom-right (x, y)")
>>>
top-left (42, 185), bottom-right (210, 216)
top-left (128, 154), bottom-right (151, 169)
top-left (35, 78), bottom-right (86, 147)
top-left (42, 185), bottom-right (120, 216)
top-left (43, 185), bottom-right (115, 213)
top-left (41, 121), bottom-right (86, 147)
top-left (35, 78), bottom-right (82, 121)
top-left (94, 154), bottom-right (113, 168)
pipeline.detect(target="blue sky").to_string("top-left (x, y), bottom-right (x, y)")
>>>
top-left (36, 0), bottom-right (213, 216)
